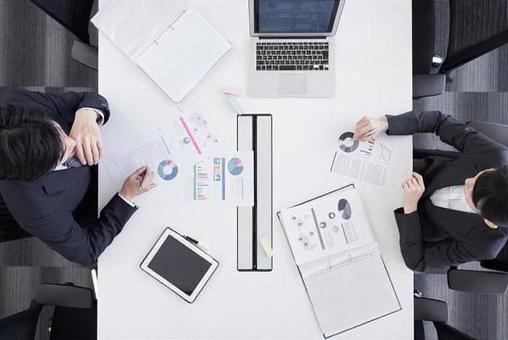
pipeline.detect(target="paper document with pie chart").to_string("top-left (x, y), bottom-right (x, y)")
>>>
top-left (191, 151), bottom-right (254, 206)
top-left (102, 135), bottom-right (180, 189)
top-left (330, 131), bottom-right (393, 186)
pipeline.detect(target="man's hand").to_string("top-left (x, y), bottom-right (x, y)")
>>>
top-left (119, 166), bottom-right (157, 202)
top-left (69, 108), bottom-right (104, 166)
top-left (353, 116), bottom-right (389, 141)
top-left (402, 172), bottom-right (425, 214)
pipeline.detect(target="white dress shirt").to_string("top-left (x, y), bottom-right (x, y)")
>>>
top-left (430, 185), bottom-right (476, 214)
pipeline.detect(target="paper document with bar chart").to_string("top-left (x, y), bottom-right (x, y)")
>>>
top-left (277, 184), bottom-right (401, 338)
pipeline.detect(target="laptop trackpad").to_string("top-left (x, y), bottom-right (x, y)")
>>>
top-left (278, 74), bottom-right (307, 96)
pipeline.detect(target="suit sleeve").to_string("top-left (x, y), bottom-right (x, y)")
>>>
top-left (394, 208), bottom-right (482, 271)
top-left (12, 88), bottom-right (110, 127)
top-left (385, 111), bottom-right (504, 154)
top-left (8, 194), bottom-right (136, 266)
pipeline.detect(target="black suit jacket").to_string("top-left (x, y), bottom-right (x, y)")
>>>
top-left (386, 111), bottom-right (508, 272)
top-left (0, 87), bottom-right (137, 266)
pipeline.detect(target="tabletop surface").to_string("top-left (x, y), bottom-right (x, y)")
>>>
top-left (97, 0), bottom-right (414, 339)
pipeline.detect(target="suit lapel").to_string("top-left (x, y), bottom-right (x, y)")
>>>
top-left (425, 200), bottom-right (484, 236)
top-left (424, 157), bottom-right (480, 196)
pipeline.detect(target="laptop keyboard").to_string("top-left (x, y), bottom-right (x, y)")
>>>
top-left (256, 41), bottom-right (329, 71)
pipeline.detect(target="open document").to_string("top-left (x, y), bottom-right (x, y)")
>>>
top-left (102, 134), bottom-right (253, 206)
top-left (277, 185), bottom-right (401, 338)
top-left (330, 132), bottom-right (393, 186)
top-left (92, 1), bottom-right (231, 102)
top-left (191, 152), bottom-right (254, 206)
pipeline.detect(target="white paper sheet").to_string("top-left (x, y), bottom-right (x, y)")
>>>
top-left (278, 185), bottom-right (375, 265)
top-left (330, 132), bottom-right (394, 186)
top-left (102, 134), bottom-right (179, 189)
top-left (190, 151), bottom-right (254, 206)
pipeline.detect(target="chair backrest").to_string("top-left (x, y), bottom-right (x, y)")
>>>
top-left (30, 0), bottom-right (95, 43)
top-left (0, 303), bottom-right (42, 340)
top-left (448, 268), bottom-right (508, 294)
top-left (470, 121), bottom-right (508, 147)
top-left (442, 0), bottom-right (508, 73)
top-left (481, 239), bottom-right (508, 272)
top-left (434, 322), bottom-right (478, 340)
top-left (0, 199), bottom-right (32, 243)
top-left (412, 0), bottom-right (436, 74)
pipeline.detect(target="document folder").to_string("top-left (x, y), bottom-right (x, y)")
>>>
top-left (277, 184), bottom-right (401, 337)
top-left (237, 114), bottom-right (273, 271)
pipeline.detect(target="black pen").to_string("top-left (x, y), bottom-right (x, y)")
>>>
top-left (136, 168), bottom-right (148, 189)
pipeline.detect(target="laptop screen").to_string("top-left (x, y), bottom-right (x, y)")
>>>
top-left (254, 0), bottom-right (341, 34)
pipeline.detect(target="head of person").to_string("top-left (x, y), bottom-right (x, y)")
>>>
top-left (0, 104), bottom-right (76, 181)
top-left (465, 167), bottom-right (508, 229)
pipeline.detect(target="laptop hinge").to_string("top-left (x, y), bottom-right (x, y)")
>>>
top-left (258, 36), bottom-right (326, 40)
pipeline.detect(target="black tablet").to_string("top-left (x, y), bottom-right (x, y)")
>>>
top-left (140, 228), bottom-right (219, 303)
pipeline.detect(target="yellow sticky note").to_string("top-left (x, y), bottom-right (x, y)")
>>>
top-left (259, 237), bottom-right (273, 258)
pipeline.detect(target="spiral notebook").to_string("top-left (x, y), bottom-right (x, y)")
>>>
top-left (92, 1), bottom-right (231, 102)
top-left (277, 184), bottom-right (401, 338)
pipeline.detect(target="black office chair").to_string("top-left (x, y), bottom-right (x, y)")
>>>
top-left (0, 199), bottom-right (32, 243)
top-left (447, 241), bottom-right (508, 294)
top-left (412, 0), bottom-right (508, 98)
top-left (0, 283), bottom-right (96, 340)
top-left (29, 0), bottom-right (98, 70)
top-left (414, 296), bottom-right (477, 340)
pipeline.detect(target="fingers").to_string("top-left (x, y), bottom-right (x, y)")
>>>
top-left (412, 172), bottom-right (424, 185)
top-left (75, 140), bottom-right (86, 165)
top-left (83, 139), bottom-right (94, 166)
top-left (97, 137), bottom-right (104, 161)
top-left (140, 169), bottom-right (156, 192)
top-left (91, 138), bottom-right (100, 165)
top-left (130, 165), bottom-right (148, 179)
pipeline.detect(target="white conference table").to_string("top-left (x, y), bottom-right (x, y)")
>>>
top-left (97, 0), bottom-right (413, 339)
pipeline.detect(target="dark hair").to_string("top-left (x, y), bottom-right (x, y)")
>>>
top-left (0, 104), bottom-right (64, 181)
top-left (473, 166), bottom-right (508, 227)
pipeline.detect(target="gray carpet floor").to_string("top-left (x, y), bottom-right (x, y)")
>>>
top-left (0, 0), bottom-right (507, 339)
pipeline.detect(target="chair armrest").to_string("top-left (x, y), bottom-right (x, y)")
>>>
top-left (412, 74), bottom-right (446, 98)
top-left (414, 297), bottom-right (448, 322)
top-left (447, 268), bottom-right (508, 294)
top-left (71, 41), bottom-right (98, 70)
top-left (35, 284), bottom-right (93, 309)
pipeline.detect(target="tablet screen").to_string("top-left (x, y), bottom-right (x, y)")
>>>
top-left (147, 234), bottom-right (212, 296)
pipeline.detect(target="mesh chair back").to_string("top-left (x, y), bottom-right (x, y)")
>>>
top-left (442, 0), bottom-right (508, 73)
top-left (0, 304), bottom-right (42, 340)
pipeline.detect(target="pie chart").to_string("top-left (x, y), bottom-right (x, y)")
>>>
top-left (338, 132), bottom-right (359, 153)
top-left (227, 157), bottom-right (244, 176)
top-left (157, 160), bottom-right (178, 181)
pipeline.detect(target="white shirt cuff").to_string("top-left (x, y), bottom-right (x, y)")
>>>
top-left (77, 107), bottom-right (105, 126)
top-left (118, 193), bottom-right (136, 208)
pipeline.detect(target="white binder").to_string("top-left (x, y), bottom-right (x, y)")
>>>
top-left (277, 184), bottom-right (401, 338)
top-left (92, 1), bottom-right (231, 102)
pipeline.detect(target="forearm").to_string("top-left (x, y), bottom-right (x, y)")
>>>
top-left (394, 208), bottom-right (480, 271)
top-left (394, 208), bottom-right (425, 271)
top-left (81, 194), bottom-right (138, 264)
top-left (44, 91), bottom-right (110, 127)
top-left (385, 110), bottom-right (446, 136)
top-left (17, 194), bottom-right (137, 266)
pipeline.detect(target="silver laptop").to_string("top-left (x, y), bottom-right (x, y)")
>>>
top-left (248, 0), bottom-right (346, 98)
